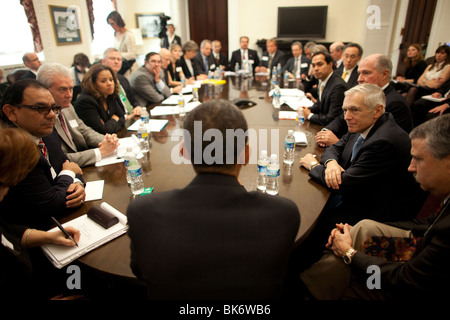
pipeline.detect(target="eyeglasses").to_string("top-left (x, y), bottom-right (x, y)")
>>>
top-left (15, 104), bottom-right (62, 115)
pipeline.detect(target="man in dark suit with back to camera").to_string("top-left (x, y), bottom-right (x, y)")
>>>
top-left (37, 63), bottom-right (120, 168)
top-left (128, 99), bottom-right (300, 300)
top-left (301, 51), bottom-right (349, 126)
top-left (229, 36), bottom-right (260, 72)
top-left (256, 38), bottom-right (286, 74)
top-left (318, 53), bottom-right (414, 147)
top-left (300, 114), bottom-right (450, 300)
top-left (0, 79), bottom-right (85, 229)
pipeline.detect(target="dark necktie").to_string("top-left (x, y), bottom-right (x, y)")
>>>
top-left (351, 135), bottom-right (364, 161)
top-left (59, 113), bottom-right (71, 141)
top-left (204, 56), bottom-right (208, 73)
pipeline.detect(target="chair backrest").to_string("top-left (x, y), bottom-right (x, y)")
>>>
top-left (7, 69), bottom-right (28, 84)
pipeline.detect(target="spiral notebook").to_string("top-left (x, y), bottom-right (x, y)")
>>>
top-left (41, 202), bottom-right (128, 269)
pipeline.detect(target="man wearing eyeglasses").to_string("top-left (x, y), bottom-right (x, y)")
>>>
top-left (19, 53), bottom-right (42, 80)
top-left (37, 63), bottom-right (119, 168)
top-left (0, 79), bottom-right (86, 230)
top-left (130, 52), bottom-right (171, 108)
top-left (334, 43), bottom-right (363, 88)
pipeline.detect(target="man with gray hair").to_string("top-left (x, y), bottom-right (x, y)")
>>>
top-left (296, 84), bottom-right (425, 272)
top-left (193, 39), bottom-right (216, 75)
top-left (37, 63), bottom-right (119, 167)
top-left (300, 114), bottom-right (450, 300)
top-left (318, 53), bottom-right (414, 147)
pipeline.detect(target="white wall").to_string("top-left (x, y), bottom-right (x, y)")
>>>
top-left (228, 0), bottom-right (367, 56)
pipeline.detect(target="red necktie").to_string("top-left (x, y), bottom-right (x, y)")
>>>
top-left (38, 139), bottom-right (48, 160)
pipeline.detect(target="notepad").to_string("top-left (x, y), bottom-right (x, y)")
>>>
top-left (127, 119), bottom-right (169, 132)
top-left (41, 202), bottom-right (128, 269)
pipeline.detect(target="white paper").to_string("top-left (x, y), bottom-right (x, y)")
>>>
top-left (161, 94), bottom-right (193, 105)
top-left (84, 180), bottom-right (104, 202)
top-left (95, 137), bottom-right (141, 167)
top-left (293, 131), bottom-right (308, 146)
top-left (127, 119), bottom-right (168, 132)
top-left (278, 111), bottom-right (297, 120)
top-left (150, 106), bottom-right (180, 116)
top-left (421, 94), bottom-right (446, 102)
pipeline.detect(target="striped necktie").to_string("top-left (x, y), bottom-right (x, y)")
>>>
top-left (38, 139), bottom-right (48, 161)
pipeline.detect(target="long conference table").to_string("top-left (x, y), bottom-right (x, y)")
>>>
top-left (63, 74), bottom-right (330, 282)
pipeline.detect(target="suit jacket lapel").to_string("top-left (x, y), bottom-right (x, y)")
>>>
top-left (54, 117), bottom-right (76, 152)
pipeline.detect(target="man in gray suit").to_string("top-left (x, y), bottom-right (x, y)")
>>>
top-left (37, 63), bottom-right (119, 167)
top-left (130, 52), bottom-right (171, 107)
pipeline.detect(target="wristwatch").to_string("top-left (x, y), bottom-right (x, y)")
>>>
top-left (342, 248), bottom-right (357, 264)
top-left (309, 161), bottom-right (318, 170)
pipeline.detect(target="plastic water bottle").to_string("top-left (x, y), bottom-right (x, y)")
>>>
top-left (266, 154), bottom-right (280, 195)
top-left (277, 63), bottom-right (282, 76)
top-left (178, 92), bottom-right (186, 117)
top-left (256, 150), bottom-right (270, 191)
top-left (296, 107), bottom-right (305, 131)
top-left (272, 85), bottom-right (281, 108)
top-left (137, 122), bottom-right (149, 153)
top-left (193, 86), bottom-right (199, 101)
top-left (271, 66), bottom-right (277, 89)
top-left (180, 73), bottom-right (186, 87)
top-left (123, 146), bottom-right (134, 184)
top-left (141, 107), bottom-right (149, 124)
top-left (283, 130), bottom-right (295, 164)
top-left (284, 70), bottom-right (289, 87)
top-left (127, 152), bottom-right (144, 195)
top-left (235, 63), bottom-right (240, 73)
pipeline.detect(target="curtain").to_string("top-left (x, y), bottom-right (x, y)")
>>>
top-left (86, 0), bottom-right (118, 40)
top-left (20, 0), bottom-right (43, 52)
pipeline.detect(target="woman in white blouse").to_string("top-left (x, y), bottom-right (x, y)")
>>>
top-left (107, 11), bottom-right (137, 75)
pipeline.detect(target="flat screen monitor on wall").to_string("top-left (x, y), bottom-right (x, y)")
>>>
top-left (277, 6), bottom-right (328, 39)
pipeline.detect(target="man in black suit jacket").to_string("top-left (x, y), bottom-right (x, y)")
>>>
top-left (282, 41), bottom-right (310, 80)
top-left (300, 114), bottom-right (450, 300)
top-left (302, 84), bottom-right (423, 227)
top-left (19, 52), bottom-right (42, 80)
top-left (333, 42), bottom-right (363, 88)
top-left (302, 51), bottom-right (349, 126)
top-left (256, 38), bottom-right (286, 74)
top-left (160, 24), bottom-right (182, 49)
top-left (128, 99), bottom-right (300, 300)
top-left (212, 40), bottom-right (228, 70)
top-left (0, 79), bottom-right (85, 229)
top-left (318, 53), bottom-right (414, 147)
top-left (192, 40), bottom-right (216, 75)
top-left (229, 36), bottom-right (260, 72)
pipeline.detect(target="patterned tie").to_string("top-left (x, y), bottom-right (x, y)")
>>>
top-left (38, 139), bottom-right (48, 160)
top-left (351, 135), bottom-right (364, 161)
top-left (204, 56), bottom-right (208, 72)
top-left (341, 70), bottom-right (348, 80)
top-left (58, 113), bottom-right (71, 141)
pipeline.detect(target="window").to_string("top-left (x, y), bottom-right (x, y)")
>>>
top-left (0, 0), bottom-right (41, 66)
top-left (90, 0), bottom-right (115, 59)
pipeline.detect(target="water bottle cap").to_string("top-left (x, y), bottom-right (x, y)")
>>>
top-left (271, 154), bottom-right (277, 160)
top-left (261, 150), bottom-right (267, 156)
top-left (142, 107), bottom-right (146, 111)
top-left (126, 146), bottom-right (132, 151)
top-left (288, 130), bottom-right (293, 134)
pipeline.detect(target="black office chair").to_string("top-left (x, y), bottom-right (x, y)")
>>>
top-left (6, 69), bottom-right (28, 84)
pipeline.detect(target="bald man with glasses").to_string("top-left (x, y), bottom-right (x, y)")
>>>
top-left (0, 79), bottom-right (85, 230)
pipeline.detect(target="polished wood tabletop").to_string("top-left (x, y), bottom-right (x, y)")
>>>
top-left (64, 75), bottom-right (330, 280)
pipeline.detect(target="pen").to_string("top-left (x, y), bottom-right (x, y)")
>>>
top-left (51, 216), bottom-right (78, 247)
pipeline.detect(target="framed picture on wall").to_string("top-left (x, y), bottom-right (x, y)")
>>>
top-left (136, 13), bottom-right (161, 39)
top-left (49, 5), bottom-right (82, 45)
